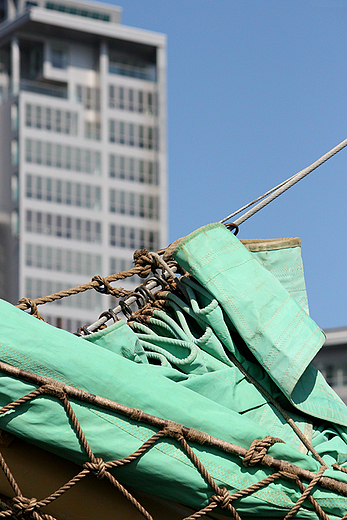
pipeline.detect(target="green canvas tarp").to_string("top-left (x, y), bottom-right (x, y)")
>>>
top-left (0, 222), bottom-right (347, 518)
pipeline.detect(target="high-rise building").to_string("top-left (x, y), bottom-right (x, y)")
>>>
top-left (0, 0), bottom-right (167, 332)
top-left (313, 327), bottom-right (347, 404)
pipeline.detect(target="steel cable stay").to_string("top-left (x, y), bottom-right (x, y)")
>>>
top-left (15, 137), bottom-right (347, 333)
top-left (8, 137), bottom-right (347, 520)
top-left (88, 137), bottom-right (347, 332)
top-left (220, 136), bottom-right (347, 226)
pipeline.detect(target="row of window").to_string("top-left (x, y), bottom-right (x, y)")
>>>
top-left (109, 120), bottom-right (158, 150)
top-left (26, 210), bottom-right (102, 243)
top-left (26, 174), bottom-right (102, 210)
top-left (25, 243), bottom-right (102, 276)
top-left (319, 364), bottom-right (347, 388)
top-left (25, 104), bottom-right (78, 135)
top-left (109, 86), bottom-right (157, 115)
top-left (110, 257), bottom-right (133, 275)
top-left (44, 315), bottom-right (84, 333)
top-left (26, 277), bottom-right (103, 310)
top-left (25, 139), bottom-right (101, 175)
top-left (109, 189), bottom-right (159, 220)
top-left (110, 224), bottom-right (159, 251)
top-left (109, 257), bottom-right (142, 286)
top-left (76, 85), bottom-right (100, 111)
top-left (109, 155), bottom-right (159, 185)
top-left (25, 210), bottom-right (159, 250)
top-left (45, 2), bottom-right (111, 22)
top-left (25, 173), bottom-right (160, 219)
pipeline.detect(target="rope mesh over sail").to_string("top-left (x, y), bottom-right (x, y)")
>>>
top-left (0, 366), bottom-right (339, 520)
top-left (7, 236), bottom-right (347, 519)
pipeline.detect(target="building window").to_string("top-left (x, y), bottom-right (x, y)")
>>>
top-left (109, 224), bottom-right (159, 250)
top-left (108, 119), bottom-right (158, 150)
top-left (51, 47), bottom-right (68, 69)
top-left (108, 85), bottom-right (158, 115)
top-left (25, 104), bottom-right (32, 127)
top-left (25, 104), bottom-right (78, 135)
top-left (11, 175), bottom-right (19, 202)
top-left (109, 51), bottom-right (156, 82)
top-left (11, 210), bottom-right (19, 236)
top-left (45, 2), bottom-right (110, 22)
top-left (26, 277), bottom-right (103, 310)
top-left (25, 139), bottom-right (101, 175)
top-left (109, 154), bottom-right (159, 185)
top-left (76, 85), bottom-right (100, 110)
top-left (109, 189), bottom-right (159, 220)
top-left (25, 210), bottom-right (102, 243)
top-left (85, 121), bottom-right (101, 140)
top-left (25, 174), bottom-right (102, 210)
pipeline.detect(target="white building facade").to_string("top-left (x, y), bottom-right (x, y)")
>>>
top-left (0, 0), bottom-right (167, 331)
top-left (313, 328), bottom-right (347, 404)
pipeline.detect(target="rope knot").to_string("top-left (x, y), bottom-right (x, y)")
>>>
top-left (41, 382), bottom-right (66, 400)
top-left (133, 249), bottom-right (158, 278)
top-left (16, 298), bottom-right (46, 321)
top-left (92, 275), bottom-right (113, 295)
top-left (12, 496), bottom-right (38, 515)
top-left (210, 487), bottom-right (230, 510)
top-left (163, 420), bottom-right (184, 440)
top-left (243, 436), bottom-right (284, 467)
top-left (84, 457), bottom-right (107, 479)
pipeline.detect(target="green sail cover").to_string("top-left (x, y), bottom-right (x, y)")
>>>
top-left (0, 223), bottom-right (346, 517)
top-left (241, 236), bottom-right (309, 313)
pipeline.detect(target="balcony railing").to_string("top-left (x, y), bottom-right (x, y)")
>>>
top-left (109, 62), bottom-right (156, 82)
top-left (20, 80), bottom-right (68, 99)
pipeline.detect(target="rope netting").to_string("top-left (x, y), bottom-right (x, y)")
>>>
top-left (7, 240), bottom-right (347, 519)
top-left (0, 362), bottom-right (343, 520)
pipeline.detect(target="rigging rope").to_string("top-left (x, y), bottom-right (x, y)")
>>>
top-left (220, 137), bottom-right (347, 226)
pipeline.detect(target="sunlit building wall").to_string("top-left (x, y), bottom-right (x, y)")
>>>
top-left (0, 0), bottom-right (167, 331)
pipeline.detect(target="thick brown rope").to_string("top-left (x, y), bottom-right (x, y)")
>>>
top-left (16, 248), bottom-right (161, 313)
top-left (0, 361), bottom-right (345, 499)
top-left (243, 436), bottom-right (284, 466)
top-left (283, 466), bottom-right (328, 520)
top-left (0, 378), bottom-right (342, 520)
top-left (16, 298), bottom-right (46, 321)
top-left (225, 349), bottom-right (328, 467)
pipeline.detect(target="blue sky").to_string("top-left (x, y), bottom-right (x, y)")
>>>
top-left (108, 0), bottom-right (347, 330)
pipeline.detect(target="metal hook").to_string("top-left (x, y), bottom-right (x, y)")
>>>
top-left (224, 222), bottom-right (239, 236)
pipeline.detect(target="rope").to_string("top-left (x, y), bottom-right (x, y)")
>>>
top-left (225, 349), bottom-right (328, 467)
top-left (15, 248), bottom-right (164, 323)
top-left (0, 363), bottom-right (343, 519)
top-left (220, 137), bottom-right (347, 226)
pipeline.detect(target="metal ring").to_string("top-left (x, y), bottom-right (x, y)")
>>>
top-left (119, 300), bottom-right (134, 320)
top-left (147, 272), bottom-right (169, 289)
top-left (76, 325), bottom-right (92, 336)
top-left (128, 291), bottom-right (146, 309)
top-left (136, 285), bottom-right (154, 304)
top-left (224, 222), bottom-right (239, 236)
top-left (99, 308), bottom-right (120, 324)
